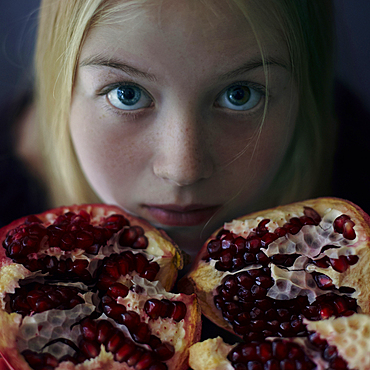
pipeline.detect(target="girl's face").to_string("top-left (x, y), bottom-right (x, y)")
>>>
top-left (70, 0), bottom-right (298, 258)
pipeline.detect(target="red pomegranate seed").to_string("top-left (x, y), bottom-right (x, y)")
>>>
top-left (131, 322), bottom-right (151, 343)
top-left (115, 339), bottom-right (136, 363)
top-left (261, 233), bottom-right (278, 247)
top-left (121, 311), bottom-right (141, 330)
top-left (135, 253), bottom-right (149, 274)
top-left (103, 300), bottom-right (127, 320)
top-left (303, 206), bottom-right (321, 224)
top-left (75, 231), bottom-right (94, 249)
top-left (333, 214), bottom-right (351, 233)
top-left (153, 342), bottom-right (175, 361)
top-left (313, 273), bottom-right (334, 290)
top-left (104, 260), bottom-right (121, 279)
top-left (102, 214), bottom-right (128, 232)
top-left (107, 283), bottom-right (129, 300)
top-left (140, 261), bottom-right (160, 280)
top-left (272, 341), bottom-right (288, 360)
top-left (127, 347), bottom-right (144, 366)
top-left (346, 255), bottom-right (359, 265)
top-left (136, 351), bottom-right (156, 370)
top-left (80, 339), bottom-right (100, 359)
top-left (246, 237), bottom-right (261, 253)
top-left (343, 220), bottom-right (356, 240)
top-left (148, 363), bottom-right (168, 370)
top-left (330, 256), bottom-right (349, 273)
top-left (97, 320), bottom-right (115, 344)
top-left (133, 235), bottom-right (149, 249)
top-left (319, 304), bottom-right (335, 319)
top-left (106, 330), bottom-right (126, 353)
top-left (144, 299), bottom-right (164, 320)
top-left (81, 318), bottom-right (98, 341)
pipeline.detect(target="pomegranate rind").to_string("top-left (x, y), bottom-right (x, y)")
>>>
top-left (188, 337), bottom-right (234, 370)
top-left (182, 197), bottom-right (370, 334)
top-left (306, 314), bottom-right (370, 370)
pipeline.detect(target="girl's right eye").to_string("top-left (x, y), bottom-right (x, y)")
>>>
top-left (107, 84), bottom-right (153, 111)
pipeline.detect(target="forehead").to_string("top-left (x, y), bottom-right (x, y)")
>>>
top-left (80, 0), bottom-right (288, 78)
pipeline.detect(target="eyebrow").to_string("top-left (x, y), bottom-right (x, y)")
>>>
top-left (80, 55), bottom-right (289, 82)
top-left (218, 57), bottom-right (290, 81)
top-left (80, 55), bottom-right (157, 82)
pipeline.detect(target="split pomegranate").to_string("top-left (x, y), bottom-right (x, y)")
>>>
top-left (189, 313), bottom-right (370, 369)
top-left (0, 204), bottom-right (201, 370)
top-left (181, 197), bottom-right (370, 369)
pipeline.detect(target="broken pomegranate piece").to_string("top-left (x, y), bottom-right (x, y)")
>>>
top-left (0, 204), bottom-right (200, 370)
top-left (189, 313), bottom-right (370, 370)
top-left (180, 198), bottom-right (370, 369)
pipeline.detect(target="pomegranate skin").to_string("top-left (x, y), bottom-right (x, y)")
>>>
top-left (0, 204), bottom-right (201, 370)
top-left (181, 197), bottom-right (370, 339)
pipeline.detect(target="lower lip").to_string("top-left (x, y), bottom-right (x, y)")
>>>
top-left (143, 206), bottom-right (220, 227)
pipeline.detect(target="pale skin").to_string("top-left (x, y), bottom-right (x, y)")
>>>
top-left (69, 0), bottom-right (299, 261)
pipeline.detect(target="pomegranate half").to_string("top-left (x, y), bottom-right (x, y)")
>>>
top-left (189, 313), bottom-right (370, 369)
top-left (0, 204), bottom-right (201, 370)
top-left (181, 198), bottom-right (370, 343)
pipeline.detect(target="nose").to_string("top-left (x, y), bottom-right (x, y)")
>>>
top-left (152, 108), bottom-right (214, 186)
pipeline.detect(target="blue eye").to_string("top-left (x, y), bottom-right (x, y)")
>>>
top-left (217, 84), bottom-right (264, 111)
top-left (107, 85), bottom-right (152, 110)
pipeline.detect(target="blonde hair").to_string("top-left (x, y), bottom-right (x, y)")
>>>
top-left (35, 0), bottom-right (335, 209)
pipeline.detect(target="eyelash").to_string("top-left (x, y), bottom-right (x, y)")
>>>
top-left (98, 81), bottom-right (268, 118)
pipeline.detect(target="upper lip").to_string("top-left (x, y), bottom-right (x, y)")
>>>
top-left (144, 204), bottom-right (219, 212)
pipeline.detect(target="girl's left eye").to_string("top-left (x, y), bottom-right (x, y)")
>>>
top-left (216, 84), bottom-right (264, 111)
top-left (107, 84), bottom-right (152, 110)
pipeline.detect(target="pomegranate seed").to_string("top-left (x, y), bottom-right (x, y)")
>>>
top-left (75, 231), bottom-right (94, 249)
top-left (144, 299), bottom-right (164, 320)
top-left (127, 347), bottom-right (145, 366)
top-left (343, 220), bottom-right (356, 240)
top-left (333, 214), bottom-right (351, 233)
top-left (103, 300), bottom-right (127, 320)
top-left (106, 330), bottom-right (126, 353)
top-left (121, 311), bottom-right (141, 330)
top-left (97, 320), bottom-right (115, 344)
top-left (131, 322), bottom-right (151, 343)
top-left (319, 304), bottom-right (335, 319)
top-left (346, 255), bottom-right (359, 265)
top-left (153, 342), bottom-right (175, 361)
top-left (135, 253), bottom-right (149, 274)
top-left (136, 351), bottom-right (156, 370)
top-left (107, 283), bottom-right (129, 300)
top-left (272, 341), bottom-right (288, 360)
top-left (330, 256), bottom-right (349, 273)
top-left (81, 318), bottom-right (97, 341)
top-left (115, 339), bottom-right (136, 362)
top-left (303, 206), bottom-right (321, 224)
top-left (140, 261), bottom-right (160, 280)
top-left (313, 273), bottom-right (334, 290)
top-left (80, 339), bottom-right (100, 359)
top-left (133, 235), bottom-right (149, 249)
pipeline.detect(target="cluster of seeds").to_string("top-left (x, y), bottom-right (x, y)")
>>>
top-left (207, 207), bottom-right (361, 348)
top-left (214, 268), bottom-right (358, 342)
top-left (307, 332), bottom-right (349, 370)
top-left (2, 209), bottom-right (179, 370)
top-left (8, 283), bottom-right (84, 317)
top-left (97, 251), bottom-right (160, 289)
top-left (227, 340), bottom-right (316, 370)
top-left (144, 298), bottom-right (187, 322)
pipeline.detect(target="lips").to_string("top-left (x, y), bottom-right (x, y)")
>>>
top-left (142, 204), bottom-right (220, 227)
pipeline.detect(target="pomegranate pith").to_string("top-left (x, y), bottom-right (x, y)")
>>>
top-left (0, 204), bottom-right (200, 370)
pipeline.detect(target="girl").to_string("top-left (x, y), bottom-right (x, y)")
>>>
top-left (26, 0), bottom-right (335, 262)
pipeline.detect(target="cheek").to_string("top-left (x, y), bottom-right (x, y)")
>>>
top-left (69, 99), bottom-right (151, 202)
